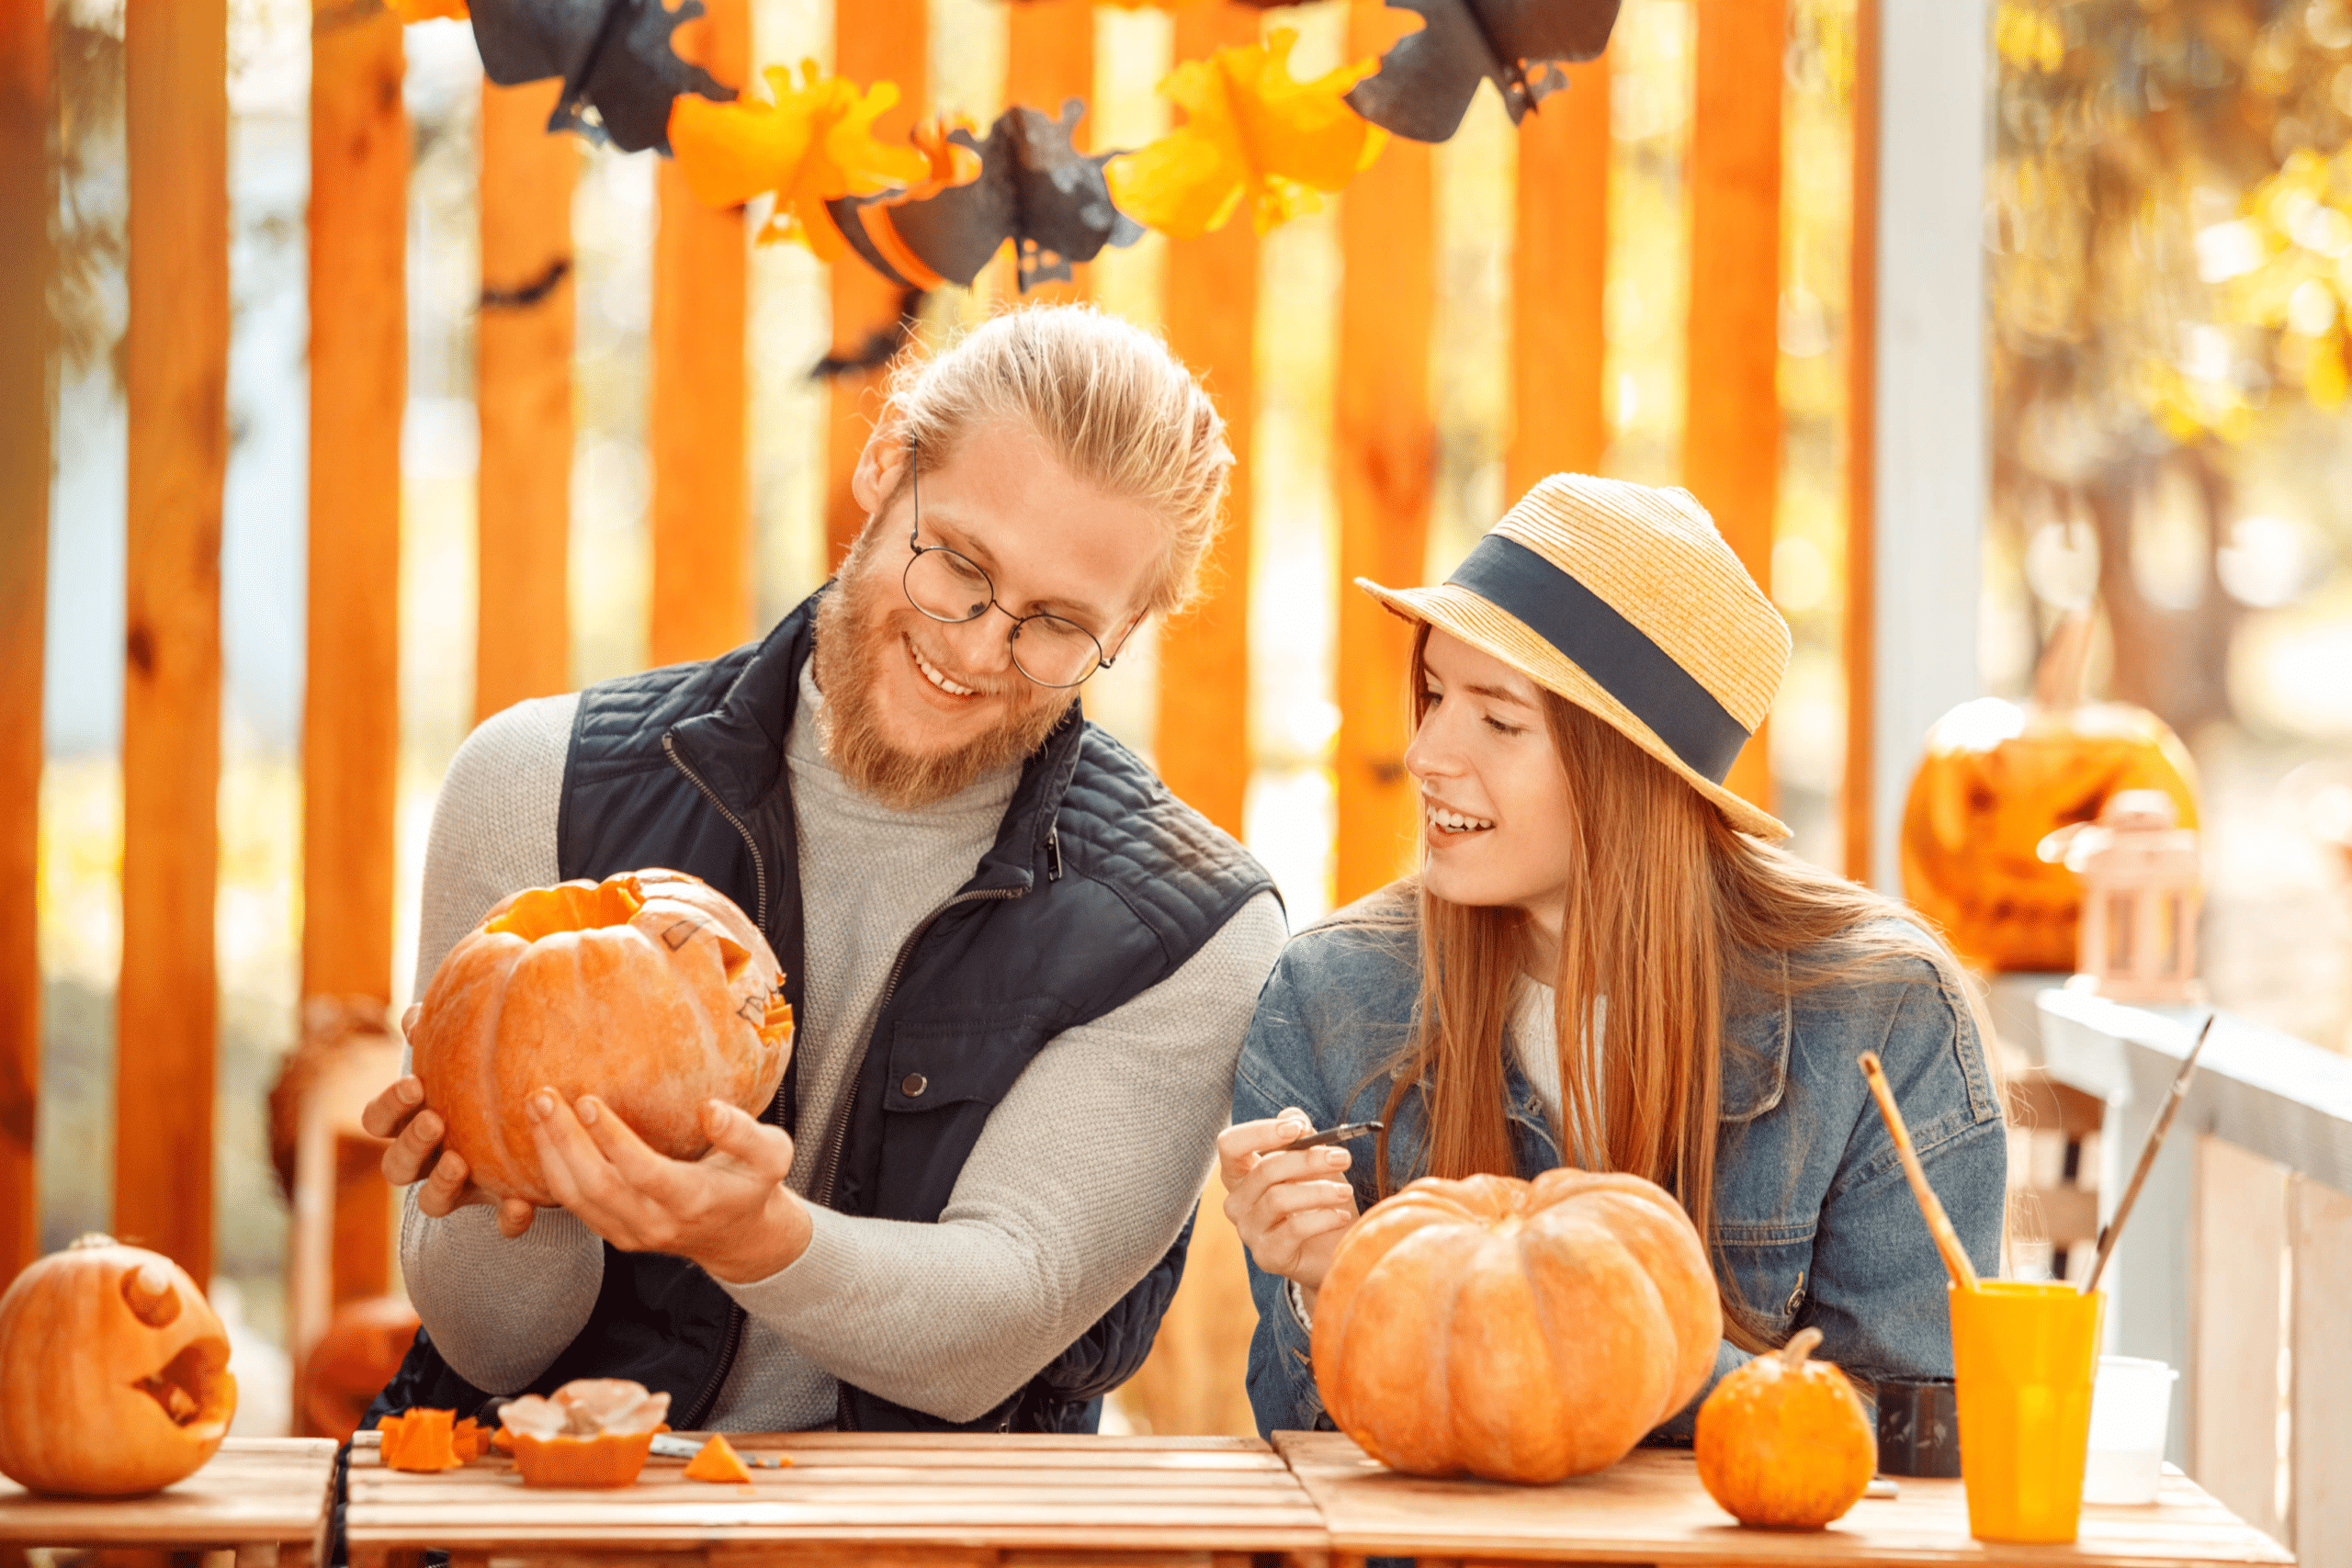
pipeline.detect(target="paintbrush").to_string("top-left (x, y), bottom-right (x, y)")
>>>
top-left (1860, 1051), bottom-right (1981, 1293)
top-left (2082, 1012), bottom-right (2215, 1295)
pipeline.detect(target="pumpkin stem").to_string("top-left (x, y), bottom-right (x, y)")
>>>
top-left (122, 1260), bottom-right (183, 1327)
top-left (68, 1232), bottom-right (119, 1249)
top-left (1777, 1325), bottom-right (1824, 1372)
top-left (2031, 609), bottom-right (2097, 710)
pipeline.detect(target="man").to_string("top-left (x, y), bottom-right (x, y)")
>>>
top-left (362, 305), bottom-right (1284, 1432)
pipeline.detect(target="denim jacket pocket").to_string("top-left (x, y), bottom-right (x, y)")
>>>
top-left (1713, 1217), bottom-right (1816, 1342)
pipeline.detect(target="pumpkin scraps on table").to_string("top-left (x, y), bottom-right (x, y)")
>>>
top-left (684, 1433), bottom-right (758, 1483)
top-left (0, 1235), bottom-right (239, 1497)
top-left (1694, 1326), bottom-right (1877, 1530)
top-left (376, 1409), bottom-right (492, 1472)
top-left (498, 1379), bottom-right (673, 1489)
top-left (1310, 1170), bottom-right (1720, 1484)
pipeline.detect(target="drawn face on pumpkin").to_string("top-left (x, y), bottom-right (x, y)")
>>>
top-left (818, 416), bottom-right (1159, 810)
top-left (0, 1236), bottom-right (238, 1496)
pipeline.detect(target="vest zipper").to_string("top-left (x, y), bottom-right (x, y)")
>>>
top-left (680, 1301), bottom-right (746, 1430)
top-left (661, 733), bottom-right (769, 931)
top-left (808, 885), bottom-right (1025, 1210)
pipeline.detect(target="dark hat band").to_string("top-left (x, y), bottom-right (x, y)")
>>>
top-left (1445, 532), bottom-right (1753, 784)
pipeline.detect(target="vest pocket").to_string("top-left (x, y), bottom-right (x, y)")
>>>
top-left (883, 1006), bottom-right (1065, 1111)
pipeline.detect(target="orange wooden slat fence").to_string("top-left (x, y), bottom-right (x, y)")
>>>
top-left (1844, 0), bottom-right (1881, 884)
top-left (1153, 4), bottom-right (1261, 842)
top-left (305, 0), bottom-right (405, 1022)
top-left (1332, 3), bottom-right (1434, 908)
top-left (0, 0), bottom-right (50, 1289)
top-left (477, 79), bottom-right (578, 722)
top-left (650, 0), bottom-right (752, 668)
top-left (1507, 55), bottom-right (1611, 495)
top-left (118, 0), bottom-right (230, 1280)
top-left (1003, 0), bottom-right (1094, 307)
top-left (826, 0), bottom-right (927, 570)
top-left (1684, 0), bottom-right (1783, 819)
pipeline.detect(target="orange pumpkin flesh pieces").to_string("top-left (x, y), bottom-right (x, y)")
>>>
top-left (1312, 1169), bottom-right (1722, 1484)
top-left (684, 1432), bottom-right (755, 1483)
top-left (378, 1408), bottom-right (467, 1472)
top-left (409, 868), bottom-right (793, 1205)
top-left (0, 1235), bottom-right (238, 1497)
top-left (1695, 1326), bottom-right (1877, 1529)
top-left (1901, 613), bottom-right (2198, 973)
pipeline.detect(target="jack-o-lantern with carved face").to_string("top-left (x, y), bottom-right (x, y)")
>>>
top-left (408, 868), bottom-right (793, 1206)
top-left (0, 1235), bottom-right (239, 1495)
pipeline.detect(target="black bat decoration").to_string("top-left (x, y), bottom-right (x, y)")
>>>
top-left (467, 0), bottom-right (733, 155)
top-left (827, 101), bottom-right (1144, 294)
top-left (1344, 0), bottom-right (1623, 144)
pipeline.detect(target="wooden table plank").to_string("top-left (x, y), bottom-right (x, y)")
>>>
top-left (345, 1434), bottom-right (1327, 1562)
top-left (1275, 1430), bottom-right (2292, 1566)
top-left (0, 1439), bottom-right (337, 1557)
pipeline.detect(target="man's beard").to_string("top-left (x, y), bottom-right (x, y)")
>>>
top-left (808, 539), bottom-right (1074, 811)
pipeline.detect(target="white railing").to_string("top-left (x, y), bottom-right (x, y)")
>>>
top-left (2008, 985), bottom-right (2352, 1563)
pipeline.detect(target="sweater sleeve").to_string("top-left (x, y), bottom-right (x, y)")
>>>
top-left (396, 694), bottom-right (609, 1394)
top-left (712, 889), bottom-right (1288, 1423)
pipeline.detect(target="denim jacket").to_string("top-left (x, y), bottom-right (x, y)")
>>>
top-left (1234, 903), bottom-right (2007, 1442)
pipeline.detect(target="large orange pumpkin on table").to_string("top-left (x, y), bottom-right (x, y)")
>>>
top-left (408, 868), bottom-right (793, 1205)
top-left (1901, 613), bottom-right (2198, 973)
top-left (1311, 1169), bottom-right (1721, 1484)
top-left (0, 1235), bottom-right (238, 1495)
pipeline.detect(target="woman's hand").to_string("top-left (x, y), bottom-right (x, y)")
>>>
top-left (1217, 1109), bottom-right (1361, 1308)
top-left (527, 1091), bottom-right (812, 1285)
top-left (361, 1006), bottom-right (537, 1237)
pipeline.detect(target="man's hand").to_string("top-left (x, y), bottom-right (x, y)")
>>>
top-left (528, 1092), bottom-right (812, 1285)
top-left (1217, 1108), bottom-right (1361, 1311)
top-left (362, 1006), bottom-right (537, 1237)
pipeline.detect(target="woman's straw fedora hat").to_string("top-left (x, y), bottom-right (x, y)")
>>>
top-left (1357, 473), bottom-right (1792, 840)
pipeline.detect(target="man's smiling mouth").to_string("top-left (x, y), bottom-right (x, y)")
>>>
top-left (908, 635), bottom-right (980, 698)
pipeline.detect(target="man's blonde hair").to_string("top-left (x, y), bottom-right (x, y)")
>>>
top-left (882, 304), bottom-right (1233, 616)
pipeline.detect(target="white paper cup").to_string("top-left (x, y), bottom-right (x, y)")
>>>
top-left (2083, 1355), bottom-right (2178, 1505)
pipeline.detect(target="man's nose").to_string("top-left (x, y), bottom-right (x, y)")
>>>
top-left (941, 609), bottom-right (1016, 677)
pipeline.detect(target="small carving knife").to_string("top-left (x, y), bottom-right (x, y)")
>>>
top-left (649, 1432), bottom-right (787, 1468)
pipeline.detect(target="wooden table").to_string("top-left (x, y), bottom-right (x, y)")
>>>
top-left (1274, 1432), bottom-right (2294, 1568)
top-left (0, 1437), bottom-right (338, 1567)
top-left (344, 1430), bottom-right (1329, 1568)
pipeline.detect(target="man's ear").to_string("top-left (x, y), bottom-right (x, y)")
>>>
top-left (850, 415), bottom-right (911, 520)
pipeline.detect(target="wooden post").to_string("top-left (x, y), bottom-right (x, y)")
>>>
top-left (1685, 0), bottom-right (1782, 819)
top-left (476, 80), bottom-right (577, 722)
top-left (2291, 1174), bottom-right (2352, 1562)
top-left (825, 0), bottom-right (926, 570)
top-left (1843, 0), bottom-right (1878, 884)
top-left (1003, 0), bottom-right (1093, 306)
top-left (1153, 4), bottom-right (1260, 840)
top-left (305, 0), bottom-right (405, 1013)
top-left (1332, 2), bottom-right (1431, 907)
top-left (0, 0), bottom-right (51, 1288)
top-left (119, 0), bottom-right (228, 1279)
top-left (1506, 55), bottom-right (1610, 496)
top-left (2188, 1134), bottom-right (2289, 1541)
top-left (650, 0), bottom-right (752, 667)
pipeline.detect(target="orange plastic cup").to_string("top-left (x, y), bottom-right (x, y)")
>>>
top-left (1948, 1281), bottom-right (2105, 1543)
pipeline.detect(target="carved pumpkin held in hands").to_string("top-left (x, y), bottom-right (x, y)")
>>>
top-left (1694, 1326), bottom-right (1877, 1529)
top-left (1901, 612), bottom-right (2199, 973)
top-left (408, 869), bottom-right (793, 1205)
top-left (0, 1235), bottom-right (239, 1495)
top-left (1311, 1170), bottom-right (1721, 1483)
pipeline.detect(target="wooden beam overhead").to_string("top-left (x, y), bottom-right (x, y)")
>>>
top-left (477, 80), bottom-right (578, 722)
top-left (1333, 0), bottom-right (1432, 908)
top-left (1003, 0), bottom-right (1094, 306)
top-left (1153, 3), bottom-right (1261, 842)
top-left (825, 0), bottom-right (926, 571)
top-left (1684, 0), bottom-right (1783, 820)
top-left (0, 0), bottom-right (51, 1288)
top-left (650, 0), bottom-right (752, 667)
top-left (1508, 55), bottom-right (1611, 496)
top-left (305, 0), bottom-right (406, 1010)
top-left (119, 0), bottom-right (229, 1279)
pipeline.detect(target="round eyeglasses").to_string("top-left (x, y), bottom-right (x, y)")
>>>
top-left (899, 441), bottom-right (1117, 690)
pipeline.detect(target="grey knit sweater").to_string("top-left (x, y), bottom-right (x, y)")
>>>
top-left (398, 669), bottom-right (1285, 1427)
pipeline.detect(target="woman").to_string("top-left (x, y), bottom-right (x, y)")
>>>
top-left (1223, 474), bottom-right (2006, 1440)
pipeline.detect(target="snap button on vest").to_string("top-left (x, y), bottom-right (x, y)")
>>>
top-left (901, 1073), bottom-right (928, 1098)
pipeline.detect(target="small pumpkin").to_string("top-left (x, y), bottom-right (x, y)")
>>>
top-left (0, 1235), bottom-right (239, 1496)
top-left (683, 1432), bottom-right (754, 1483)
top-left (1311, 1169), bottom-right (1721, 1484)
top-left (409, 869), bottom-right (794, 1204)
top-left (1694, 1326), bottom-right (1876, 1529)
top-left (500, 1378), bottom-right (672, 1489)
top-left (298, 1295), bottom-right (422, 1441)
top-left (1901, 613), bottom-right (2198, 973)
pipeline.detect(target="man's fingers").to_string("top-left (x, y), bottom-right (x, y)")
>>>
top-left (495, 1198), bottom-right (537, 1238)
top-left (528, 1091), bottom-right (608, 1214)
top-left (380, 1105), bottom-right (447, 1187)
top-left (360, 1076), bottom-right (426, 1141)
top-left (702, 1101), bottom-right (794, 1181)
top-left (413, 1147), bottom-right (472, 1218)
top-left (400, 1004), bottom-right (423, 1037)
top-left (575, 1095), bottom-right (692, 1199)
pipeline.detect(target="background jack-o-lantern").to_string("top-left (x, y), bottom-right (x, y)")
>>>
top-left (408, 868), bottom-right (793, 1205)
top-left (1901, 613), bottom-right (2199, 973)
top-left (0, 1235), bottom-right (239, 1496)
